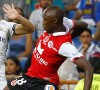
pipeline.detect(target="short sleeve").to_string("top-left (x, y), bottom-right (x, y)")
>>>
top-left (58, 42), bottom-right (84, 62)
top-left (0, 20), bottom-right (16, 37)
top-left (7, 21), bottom-right (16, 37)
top-left (63, 17), bottom-right (75, 30)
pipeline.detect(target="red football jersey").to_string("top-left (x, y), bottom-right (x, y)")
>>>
top-left (26, 31), bottom-right (72, 85)
top-left (26, 30), bottom-right (83, 85)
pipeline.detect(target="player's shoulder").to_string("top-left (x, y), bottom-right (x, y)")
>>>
top-left (0, 20), bottom-right (9, 24)
top-left (63, 17), bottom-right (72, 24)
top-left (0, 20), bottom-right (9, 32)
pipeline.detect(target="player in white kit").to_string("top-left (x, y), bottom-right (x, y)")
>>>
top-left (0, 4), bottom-right (34, 90)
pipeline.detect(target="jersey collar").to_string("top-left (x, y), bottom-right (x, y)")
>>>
top-left (53, 25), bottom-right (69, 36)
top-left (44, 25), bottom-right (70, 36)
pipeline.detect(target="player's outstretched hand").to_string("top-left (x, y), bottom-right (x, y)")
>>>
top-left (3, 4), bottom-right (20, 20)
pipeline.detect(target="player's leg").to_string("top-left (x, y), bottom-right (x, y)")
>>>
top-left (28, 77), bottom-right (58, 90)
top-left (0, 61), bottom-right (7, 90)
top-left (7, 74), bottom-right (58, 90)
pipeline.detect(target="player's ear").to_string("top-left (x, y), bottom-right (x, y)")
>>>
top-left (54, 18), bottom-right (58, 24)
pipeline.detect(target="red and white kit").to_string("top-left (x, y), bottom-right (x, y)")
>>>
top-left (26, 17), bottom-right (83, 85)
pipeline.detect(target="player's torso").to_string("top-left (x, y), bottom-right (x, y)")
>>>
top-left (27, 32), bottom-right (72, 84)
top-left (0, 21), bottom-right (9, 60)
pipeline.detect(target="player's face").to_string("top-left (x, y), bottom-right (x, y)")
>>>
top-left (43, 14), bottom-right (56, 33)
top-left (39, 0), bottom-right (53, 9)
top-left (79, 31), bottom-right (92, 44)
top-left (5, 59), bottom-right (18, 75)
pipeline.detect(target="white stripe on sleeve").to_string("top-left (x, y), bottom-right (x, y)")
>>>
top-left (63, 17), bottom-right (74, 30)
top-left (58, 42), bottom-right (84, 62)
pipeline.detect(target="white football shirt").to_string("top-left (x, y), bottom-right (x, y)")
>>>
top-left (0, 20), bottom-right (15, 61)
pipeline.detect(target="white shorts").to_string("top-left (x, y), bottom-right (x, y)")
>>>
top-left (0, 61), bottom-right (7, 90)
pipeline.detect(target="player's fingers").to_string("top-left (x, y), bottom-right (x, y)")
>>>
top-left (11, 3), bottom-right (14, 9)
top-left (6, 4), bottom-right (12, 10)
top-left (2, 7), bottom-right (9, 14)
top-left (3, 4), bottom-right (9, 10)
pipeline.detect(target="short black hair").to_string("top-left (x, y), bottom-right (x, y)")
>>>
top-left (44, 6), bottom-right (64, 23)
top-left (80, 28), bottom-right (92, 36)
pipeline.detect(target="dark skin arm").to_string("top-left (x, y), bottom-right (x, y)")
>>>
top-left (71, 20), bottom-right (88, 39)
top-left (74, 58), bottom-right (94, 90)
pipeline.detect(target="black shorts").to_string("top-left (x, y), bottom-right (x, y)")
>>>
top-left (8, 74), bottom-right (58, 90)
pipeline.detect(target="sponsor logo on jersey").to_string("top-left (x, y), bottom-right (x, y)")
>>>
top-left (45, 85), bottom-right (55, 90)
top-left (33, 47), bottom-right (48, 66)
top-left (48, 41), bottom-right (57, 52)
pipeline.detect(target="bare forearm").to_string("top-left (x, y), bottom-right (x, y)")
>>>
top-left (16, 15), bottom-right (34, 32)
top-left (75, 59), bottom-right (93, 90)
top-left (71, 20), bottom-right (88, 39)
top-left (84, 69), bottom-right (93, 90)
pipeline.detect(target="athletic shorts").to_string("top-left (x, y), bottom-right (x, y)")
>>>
top-left (8, 74), bottom-right (58, 90)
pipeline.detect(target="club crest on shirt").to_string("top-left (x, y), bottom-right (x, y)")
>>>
top-left (48, 41), bottom-right (57, 52)
top-left (45, 85), bottom-right (55, 90)
top-left (48, 41), bottom-right (53, 48)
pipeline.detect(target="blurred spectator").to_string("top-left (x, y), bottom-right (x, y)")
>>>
top-left (74, 0), bottom-right (100, 44)
top-left (78, 28), bottom-right (100, 60)
top-left (58, 59), bottom-right (78, 90)
top-left (0, 0), bottom-right (24, 19)
top-left (5, 57), bottom-right (22, 75)
top-left (29, 0), bottom-right (53, 45)
top-left (74, 0), bottom-right (95, 26)
top-left (8, 7), bottom-right (32, 61)
top-left (30, 0), bottom-right (40, 12)
top-left (53, 0), bottom-right (64, 9)
top-left (75, 56), bottom-right (100, 90)
top-left (64, 0), bottom-right (80, 19)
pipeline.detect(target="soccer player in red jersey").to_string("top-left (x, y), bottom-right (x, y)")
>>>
top-left (4, 5), bottom-right (93, 90)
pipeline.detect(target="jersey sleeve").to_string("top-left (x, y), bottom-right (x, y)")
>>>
top-left (63, 17), bottom-right (75, 30)
top-left (58, 42), bottom-right (84, 62)
top-left (7, 21), bottom-right (16, 37)
top-left (0, 20), bottom-right (16, 37)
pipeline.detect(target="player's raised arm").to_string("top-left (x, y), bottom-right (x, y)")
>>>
top-left (63, 17), bottom-right (88, 39)
top-left (74, 58), bottom-right (93, 90)
top-left (58, 42), bottom-right (93, 90)
top-left (71, 20), bottom-right (88, 39)
top-left (3, 4), bottom-right (34, 35)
